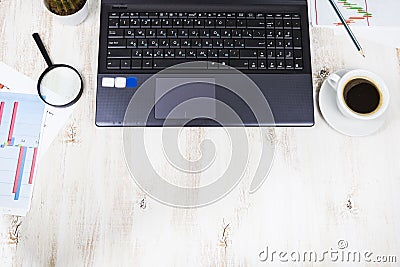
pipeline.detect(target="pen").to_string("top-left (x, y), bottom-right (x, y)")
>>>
top-left (327, 0), bottom-right (365, 57)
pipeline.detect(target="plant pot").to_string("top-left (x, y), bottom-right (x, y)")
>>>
top-left (45, 0), bottom-right (89, 26)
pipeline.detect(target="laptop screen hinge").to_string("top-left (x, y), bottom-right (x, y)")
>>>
top-left (112, 4), bottom-right (128, 9)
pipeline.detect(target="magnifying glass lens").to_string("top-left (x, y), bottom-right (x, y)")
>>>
top-left (39, 66), bottom-right (82, 106)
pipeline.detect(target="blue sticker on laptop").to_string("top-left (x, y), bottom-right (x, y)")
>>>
top-left (126, 77), bottom-right (138, 88)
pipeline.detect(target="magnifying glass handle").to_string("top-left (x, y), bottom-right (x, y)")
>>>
top-left (32, 33), bottom-right (53, 67)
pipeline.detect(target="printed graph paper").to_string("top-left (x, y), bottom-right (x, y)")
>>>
top-left (0, 92), bottom-right (45, 215)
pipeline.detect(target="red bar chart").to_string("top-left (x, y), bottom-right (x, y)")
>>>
top-left (7, 102), bottom-right (18, 146)
top-left (0, 101), bottom-right (4, 125)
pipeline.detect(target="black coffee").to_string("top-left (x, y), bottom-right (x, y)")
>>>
top-left (343, 78), bottom-right (381, 114)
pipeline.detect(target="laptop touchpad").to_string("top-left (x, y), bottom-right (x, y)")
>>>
top-left (155, 78), bottom-right (216, 120)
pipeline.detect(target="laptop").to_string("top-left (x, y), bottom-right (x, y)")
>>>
top-left (96, 0), bottom-right (314, 127)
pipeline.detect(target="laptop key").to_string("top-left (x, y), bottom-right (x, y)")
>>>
top-left (176, 49), bottom-right (187, 57)
top-left (294, 49), bottom-right (302, 60)
top-left (266, 19), bottom-right (275, 28)
top-left (138, 39), bottom-right (148, 48)
top-left (124, 29), bottom-right (135, 38)
top-left (234, 39), bottom-right (245, 48)
top-left (197, 49), bottom-right (208, 58)
top-left (153, 49), bottom-right (164, 58)
top-left (208, 49), bottom-right (218, 58)
top-left (148, 12), bottom-right (159, 18)
top-left (183, 18), bottom-right (194, 27)
top-left (143, 49), bottom-right (153, 58)
top-left (129, 18), bottom-right (140, 28)
top-left (275, 19), bottom-right (283, 28)
top-left (131, 60), bottom-right (142, 69)
top-left (153, 59), bottom-right (188, 69)
top-left (267, 49), bottom-right (276, 58)
top-left (292, 20), bottom-right (301, 28)
top-left (135, 29), bottom-right (146, 38)
top-left (229, 59), bottom-right (249, 69)
top-left (173, 19), bottom-right (183, 27)
top-left (276, 49), bottom-right (284, 58)
top-left (236, 19), bottom-right (246, 28)
top-left (229, 49), bottom-right (239, 58)
top-left (157, 29), bottom-right (167, 38)
top-left (258, 50), bottom-right (266, 58)
top-left (148, 39), bottom-right (159, 48)
top-left (245, 39), bottom-right (266, 48)
top-left (294, 59), bottom-right (303, 69)
top-left (186, 49), bottom-right (196, 58)
top-left (277, 60), bottom-right (285, 69)
top-left (143, 59), bottom-right (153, 69)
top-left (246, 13), bottom-right (255, 19)
top-left (293, 30), bottom-right (302, 47)
top-left (109, 12), bottom-right (119, 18)
top-left (162, 19), bottom-right (172, 27)
top-left (258, 60), bottom-right (267, 69)
top-left (146, 29), bottom-right (156, 37)
top-left (132, 49), bottom-right (143, 58)
top-left (107, 49), bottom-right (131, 58)
top-left (285, 60), bottom-right (294, 69)
top-left (268, 60), bottom-right (276, 69)
top-left (249, 60), bottom-right (257, 69)
top-left (107, 59), bottom-right (120, 69)
top-left (200, 29), bottom-right (210, 38)
top-left (210, 29), bottom-right (221, 38)
top-left (108, 18), bottom-right (119, 28)
top-left (253, 29), bottom-right (266, 38)
top-left (240, 49), bottom-right (257, 58)
top-left (108, 29), bottom-right (124, 38)
top-left (141, 19), bottom-right (151, 28)
top-left (121, 59), bottom-right (131, 69)
top-left (127, 39), bottom-right (138, 48)
top-left (178, 29), bottom-right (189, 37)
top-left (108, 39), bottom-right (126, 48)
top-left (120, 12), bottom-right (130, 18)
top-left (120, 18), bottom-right (129, 28)
top-left (246, 20), bottom-right (265, 28)
top-left (223, 39), bottom-right (234, 48)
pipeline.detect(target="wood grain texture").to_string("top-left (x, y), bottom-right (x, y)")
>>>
top-left (1, 1), bottom-right (400, 266)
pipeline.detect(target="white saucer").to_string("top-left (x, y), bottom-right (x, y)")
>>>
top-left (318, 78), bottom-right (385, 137)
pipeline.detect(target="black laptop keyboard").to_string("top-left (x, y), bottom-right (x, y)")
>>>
top-left (106, 12), bottom-right (304, 71)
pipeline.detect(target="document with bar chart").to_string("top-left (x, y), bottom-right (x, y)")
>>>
top-left (310, 0), bottom-right (400, 26)
top-left (0, 92), bottom-right (45, 216)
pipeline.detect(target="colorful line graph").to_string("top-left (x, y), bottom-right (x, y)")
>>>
top-left (310, 0), bottom-right (400, 27)
top-left (334, 0), bottom-right (372, 26)
top-left (0, 92), bottom-right (44, 209)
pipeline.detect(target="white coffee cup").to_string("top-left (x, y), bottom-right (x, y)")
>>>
top-left (327, 69), bottom-right (390, 121)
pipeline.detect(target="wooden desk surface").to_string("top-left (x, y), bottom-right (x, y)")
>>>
top-left (1, 1), bottom-right (400, 266)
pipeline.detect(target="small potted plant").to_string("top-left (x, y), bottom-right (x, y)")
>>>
top-left (44, 0), bottom-right (89, 26)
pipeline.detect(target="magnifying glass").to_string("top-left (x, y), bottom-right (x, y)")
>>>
top-left (32, 33), bottom-right (83, 107)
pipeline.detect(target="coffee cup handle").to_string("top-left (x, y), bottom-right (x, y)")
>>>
top-left (327, 73), bottom-right (341, 90)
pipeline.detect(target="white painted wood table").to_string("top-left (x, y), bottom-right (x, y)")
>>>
top-left (1, 1), bottom-right (400, 266)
